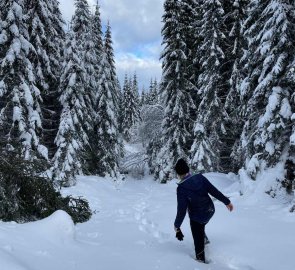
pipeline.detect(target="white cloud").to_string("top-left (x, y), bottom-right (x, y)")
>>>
top-left (116, 52), bottom-right (162, 91)
top-left (99, 0), bottom-right (164, 51)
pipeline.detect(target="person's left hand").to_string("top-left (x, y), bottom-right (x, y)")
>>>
top-left (175, 229), bottom-right (184, 241)
top-left (226, 203), bottom-right (234, 212)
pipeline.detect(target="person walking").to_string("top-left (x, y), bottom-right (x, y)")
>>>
top-left (174, 158), bottom-right (234, 263)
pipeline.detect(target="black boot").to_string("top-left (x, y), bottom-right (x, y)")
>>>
top-left (196, 251), bottom-right (205, 263)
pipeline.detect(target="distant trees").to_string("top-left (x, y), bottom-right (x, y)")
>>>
top-left (145, 79), bottom-right (159, 105)
top-left (121, 74), bottom-right (140, 141)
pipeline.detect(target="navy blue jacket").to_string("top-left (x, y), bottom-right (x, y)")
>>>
top-left (174, 173), bottom-right (230, 228)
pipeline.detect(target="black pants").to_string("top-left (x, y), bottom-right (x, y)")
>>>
top-left (190, 220), bottom-right (206, 261)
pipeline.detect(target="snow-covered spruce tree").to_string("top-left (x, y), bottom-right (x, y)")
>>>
top-left (238, 0), bottom-right (295, 196)
top-left (104, 21), bottom-right (120, 116)
top-left (143, 79), bottom-right (163, 173)
top-left (95, 51), bottom-right (121, 177)
top-left (72, 0), bottom-right (96, 131)
top-left (146, 78), bottom-right (159, 105)
top-left (26, 0), bottom-right (65, 159)
top-left (190, 0), bottom-right (228, 173)
top-left (91, 2), bottom-right (104, 87)
top-left (117, 80), bottom-right (125, 134)
top-left (44, 0), bottom-right (66, 158)
top-left (103, 21), bottom-right (124, 159)
top-left (223, 0), bottom-right (249, 173)
top-left (145, 78), bottom-right (154, 105)
top-left (180, 0), bottom-right (202, 106)
top-left (92, 3), bottom-right (103, 45)
top-left (140, 87), bottom-right (146, 107)
top-left (121, 74), bottom-right (130, 140)
top-left (118, 74), bottom-right (129, 135)
top-left (289, 76), bottom-right (295, 210)
top-left (0, 0), bottom-right (46, 160)
top-left (82, 2), bottom-right (104, 175)
top-left (140, 103), bottom-right (164, 171)
top-left (152, 79), bottom-right (159, 104)
top-left (121, 74), bottom-right (139, 141)
top-left (145, 79), bottom-right (152, 105)
top-left (85, 8), bottom-right (121, 177)
top-left (131, 73), bottom-right (140, 117)
top-left (139, 103), bottom-right (164, 146)
top-left (71, 0), bottom-right (98, 174)
top-left (155, 0), bottom-right (196, 182)
top-left (51, 31), bottom-right (89, 186)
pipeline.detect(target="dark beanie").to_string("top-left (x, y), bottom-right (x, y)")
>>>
top-left (174, 158), bottom-right (189, 175)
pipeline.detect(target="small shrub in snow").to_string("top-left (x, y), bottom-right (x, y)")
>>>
top-left (0, 145), bottom-right (92, 224)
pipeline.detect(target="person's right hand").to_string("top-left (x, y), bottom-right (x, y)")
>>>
top-left (226, 203), bottom-right (234, 212)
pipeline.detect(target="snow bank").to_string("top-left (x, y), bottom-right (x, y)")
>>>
top-left (239, 161), bottom-right (292, 204)
top-left (22, 210), bottom-right (75, 243)
top-left (0, 211), bottom-right (77, 270)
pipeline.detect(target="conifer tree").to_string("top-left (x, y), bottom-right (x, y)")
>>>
top-left (80, 2), bottom-right (103, 175)
top-left (238, 0), bottom-right (295, 192)
top-left (223, 0), bottom-right (249, 172)
top-left (121, 75), bottom-right (130, 140)
top-left (51, 31), bottom-right (88, 186)
top-left (145, 78), bottom-right (154, 105)
top-left (0, 0), bottom-right (45, 160)
top-left (118, 80), bottom-right (124, 134)
top-left (121, 74), bottom-right (139, 141)
top-left (180, 0), bottom-right (201, 103)
top-left (152, 79), bottom-right (159, 104)
top-left (289, 82), bottom-right (295, 209)
top-left (103, 23), bottom-right (124, 159)
top-left (72, 0), bottom-right (96, 132)
top-left (26, 0), bottom-right (65, 159)
top-left (146, 78), bottom-right (159, 105)
top-left (104, 22), bottom-right (116, 79)
top-left (155, 0), bottom-right (196, 182)
top-left (190, 0), bottom-right (227, 172)
top-left (131, 73), bottom-right (140, 116)
top-left (72, 0), bottom-right (91, 42)
top-left (104, 21), bottom-right (120, 114)
top-left (95, 50), bottom-right (120, 177)
top-left (71, 0), bottom-right (98, 174)
top-left (86, 11), bottom-right (121, 176)
top-left (91, 2), bottom-right (104, 90)
top-left (140, 87), bottom-right (146, 107)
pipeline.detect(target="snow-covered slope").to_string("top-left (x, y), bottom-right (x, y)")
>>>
top-left (0, 173), bottom-right (294, 270)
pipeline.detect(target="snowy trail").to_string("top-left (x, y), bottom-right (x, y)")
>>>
top-left (63, 174), bottom-right (294, 270)
top-left (1, 173), bottom-right (294, 270)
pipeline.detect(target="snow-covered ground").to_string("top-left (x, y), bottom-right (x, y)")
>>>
top-left (1, 172), bottom-right (294, 270)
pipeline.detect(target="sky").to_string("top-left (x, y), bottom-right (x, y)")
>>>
top-left (59, 0), bottom-right (164, 91)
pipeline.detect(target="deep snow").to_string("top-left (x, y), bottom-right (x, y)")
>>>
top-left (1, 171), bottom-right (294, 270)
